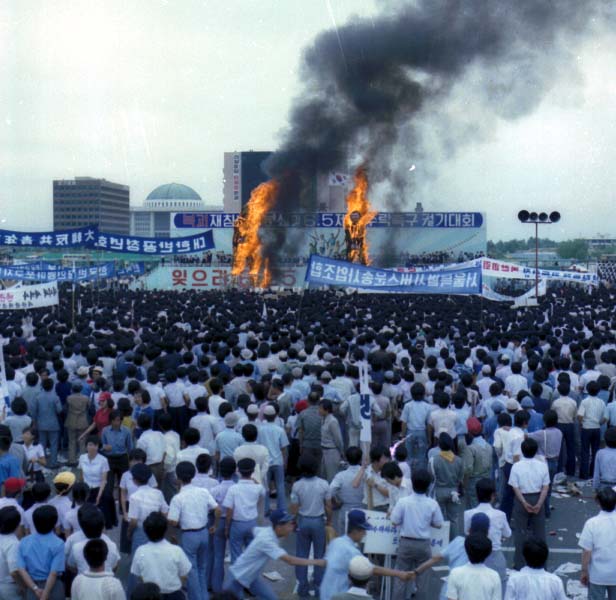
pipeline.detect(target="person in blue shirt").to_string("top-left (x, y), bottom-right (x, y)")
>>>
top-left (519, 396), bottom-right (545, 433)
top-left (529, 382), bottom-right (551, 415)
top-left (320, 510), bottom-right (412, 600)
top-left (223, 509), bottom-right (325, 600)
top-left (16, 504), bottom-right (65, 600)
top-left (0, 435), bottom-right (21, 494)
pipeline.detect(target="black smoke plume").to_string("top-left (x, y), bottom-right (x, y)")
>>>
top-left (261, 0), bottom-right (610, 272)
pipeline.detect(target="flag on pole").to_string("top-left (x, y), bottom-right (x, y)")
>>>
top-left (0, 337), bottom-right (9, 411)
top-left (262, 303), bottom-right (268, 320)
top-left (328, 171), bottom-right (350, 186)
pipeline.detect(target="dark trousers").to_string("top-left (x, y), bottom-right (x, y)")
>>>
top-left (545, 457), bottom-right (558, 518)
top-left (512, 492), bottom-right (546, 570)
top-left (168, 406), bottom-right (187, 434)
top-left (580, 428), bottom-right (601, 480)
top-left (557, 423), bottom-right (576, 476)
top-left (500, 462), bottom-right (514, 521)
top-left (88, 486), bottom-right (117, 529)
top-left (105, 454), bottom-right (129, 489)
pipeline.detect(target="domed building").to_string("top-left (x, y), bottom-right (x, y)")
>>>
top-left (130, 182), bottom-right (221, 237)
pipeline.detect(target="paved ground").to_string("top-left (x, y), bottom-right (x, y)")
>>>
top-left (47, 461), bottom-right (595, 599)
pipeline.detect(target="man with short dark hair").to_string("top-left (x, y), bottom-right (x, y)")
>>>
top-left (445, 533), bottom-right (500, 600)
top-left (71, 539), bottom-right (125, 600)
top-left (505, 538), bottom-right (566, 599)
top-left (508, 438), bottom-right (550, 570)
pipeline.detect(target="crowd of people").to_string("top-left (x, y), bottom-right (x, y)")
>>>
top-left (0, 284), bottom-right (616, 599)
top-left (402, 250), bottom-right (485, 268)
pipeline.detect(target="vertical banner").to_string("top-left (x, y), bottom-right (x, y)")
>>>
top-left (359, 361), bottom-right (372, 445)
top-left (0, 337), bottom-right (8, 409)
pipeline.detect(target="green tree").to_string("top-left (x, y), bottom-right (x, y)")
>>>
top-left (557, 239), bottom-right (589, 260)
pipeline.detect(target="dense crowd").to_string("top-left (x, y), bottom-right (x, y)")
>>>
top-left (0, 284), bottom-right (616, 599)
top-left (402, 250), bottom-right (485, 268)
top-left (597, 260), bottom-right (616, 285)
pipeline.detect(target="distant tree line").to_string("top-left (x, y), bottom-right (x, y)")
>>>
top-left (487, 237), bottom-right (597, 261)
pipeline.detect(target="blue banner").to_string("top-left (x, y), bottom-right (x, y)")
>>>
top-left (94, 230), bottom-right (214, 254)
top-left (0, 226), bottom-right (98, 248)
top-left (174, 212), bottom-right (484, 229)
top-left (305, 255), bottom-right (482, 294)
top-left (0, 226), bottom-right (215, 255)
top-left (0, 262), bottom-right (144, 282)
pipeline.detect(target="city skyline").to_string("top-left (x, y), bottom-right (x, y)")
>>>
top-left (2, 1), bottom-right (616, 240)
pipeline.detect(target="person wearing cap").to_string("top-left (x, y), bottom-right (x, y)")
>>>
top-left (31, 378), bottom-right (62, 469)
top-left (257, 403), bottom-right (289, 511)
top-left (390, 469), bottom-right (444, 600)
top-left (320, 509), bottom-right (412, 600)
top-left (127, 463), bottom-right (169, 556)
top-left (50, 471), bottom-right (76, 535)
top-left (233, 424), bottom-right (270, 488)
top-left (65, 382), bottom-right (90, 465)
top-left (223, 508), bottom-right (325, 600)
top-left (214, 412), bottom-right (244, 465)
top-left (464, 479), bottom-right (511, 592)
top-left (167, 461), bottom-right (218, 600)
top-left (464, 418), bottom-right (493, 509)
top-left (223, 457), bottom-right (266, 563)
top-left (0, 506), bottom-right (23, 599)
top-left (330, 555), bottom-right (375, 600)
top-left (508, 438), bottom-right (550, 570)
top-left (290, 454), bottom-right (332, 599)
top-left (0, 478), bottom-right (26, 530)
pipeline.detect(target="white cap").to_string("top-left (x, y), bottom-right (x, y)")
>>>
top-left (481, 365), bottom-right (491, 374)
top-left (348, 555), bottom-right (374, 580)
top-left (263, 404), bottom-right (276, 416)
top-left (241, 349), bottom-right (252, 360)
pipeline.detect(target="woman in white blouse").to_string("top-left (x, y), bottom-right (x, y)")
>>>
top-left (78, 435), bottom-right (116, 529)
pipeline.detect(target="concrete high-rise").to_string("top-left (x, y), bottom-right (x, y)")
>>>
top-left (53, 177), bottom-right (130, 234)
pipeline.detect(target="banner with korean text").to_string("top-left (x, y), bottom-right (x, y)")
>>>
top-left (305, 255), bottom-right (482, 295)
top-left (480, 258), bottom-right (598, 285)
top-left (0, 227), bottom-right (98, 248)
top-left (0, 282), bottom-right (59, 310)
top-left (0, 262), bottom-right (144, 282)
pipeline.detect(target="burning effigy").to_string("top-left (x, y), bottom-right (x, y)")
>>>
top-left (343, 167), bottom-right (377, 265)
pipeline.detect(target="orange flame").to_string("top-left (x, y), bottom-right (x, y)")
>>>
top-left (231, 179), bottom-right (279, 287)
top-left (343, 167), bottom-right (378, 265)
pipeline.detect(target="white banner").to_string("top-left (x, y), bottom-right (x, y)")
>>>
top-left (0, 281), bottom-right (59, 310)
top-left (481, 280), bottom-right (546, 303)
top-left (361, 510), bottom-right (450, 556)
top-left (480, 258), bottom-right (597, 285)
top-left (358, 361), bottom-right (372, 444)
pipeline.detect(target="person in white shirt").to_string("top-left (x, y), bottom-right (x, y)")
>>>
top-left (184, 372), bottom-right (207, 413)
top-left (67, 506), bottom-right (120, 575)
top-left (163, 371), bottom-right (188, 433)
top-left (508, 438), bottom-right (550, 570)
top-left (135, 414), bottom-right (166, 487)
top-left (390, 469), bottom-right (444, 600)
top-left (0, 506), bottom-right (21, 600)
top-left (71, 539), bottom-right (125, 600)
top-left (500, 411), bottom-right (529, 521)
top-left (223, 458), bottom-right (266, 563)
top-left (207, 379), bottom-right (225, 422)
top-left (464, 478), bottom-right (511, 593)
top-left (578, 487), bottom-right (616, 598)
top-left (233, 424), bottom-right (270, 487)
top-left (177, 428), bottom-right (210, 467)
top-left (167, 461), bottom-right (219, 600)
top-left (505, 363), bottom-right (529, 398)
top-left (130, 512), bottom-right (192, 598)
top-left (127, 464), bottom-right (169, 555)
top-left (189, 397), bottom-right (218, 455)
top-left (157, 413), bottom-right (180, 503)
top-left (446, 533), bottom-right (501, 600)
top-left (505, 538), bottom-right (567, 600)
top-left (578, 380), bottom-right (606, 480)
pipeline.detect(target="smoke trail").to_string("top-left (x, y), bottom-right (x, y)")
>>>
top-left (262, 0), bottom-right (610, 270)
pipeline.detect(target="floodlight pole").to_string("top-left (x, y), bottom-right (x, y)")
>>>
top-left (535, 222), bottom-right (539, 301)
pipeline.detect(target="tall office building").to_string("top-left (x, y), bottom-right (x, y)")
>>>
top-left (53, 177), bottom-right (130, 234)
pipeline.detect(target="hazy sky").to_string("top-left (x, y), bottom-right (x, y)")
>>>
top-left (2, 0), bottom-right (615, 240)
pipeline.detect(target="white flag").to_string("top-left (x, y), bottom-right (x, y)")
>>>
top-left (262, 303), bottom-right (267, 320)
top-left (359, 361), bottom-right (372, 444)
top-left (328, 171), bottom-right (350, 186)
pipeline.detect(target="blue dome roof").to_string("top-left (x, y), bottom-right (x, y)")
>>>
top-left (146, 183), bottom-right (201, 202)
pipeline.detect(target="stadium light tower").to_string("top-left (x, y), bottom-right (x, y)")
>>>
top-left (517, 210), bottom-right (561, 301)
